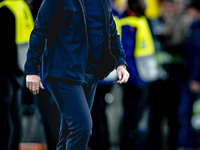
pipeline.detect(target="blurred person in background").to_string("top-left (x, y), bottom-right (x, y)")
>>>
top-left (147, 0), bottom-right (190, 149)
top-left (17, 0), bottom-right (36, 117)
top-left (0, 0), bottom-right (34, 149)
top-left (115, 0), bottom-right (159, 149)
top-left (177, 0), bottom-right (200, 149)
top-left (111, 0), bottom-right (128, 18)
top-left (30, 0), bottom-right (43, 20)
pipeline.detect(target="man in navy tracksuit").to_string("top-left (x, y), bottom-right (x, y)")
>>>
top-left (24, 0), bottom-right (129, 149)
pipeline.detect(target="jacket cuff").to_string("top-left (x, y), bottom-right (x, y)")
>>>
top-left (116, 58), bottom-right (128, 70)
top-left (24, 66), bottom-right (39, 75)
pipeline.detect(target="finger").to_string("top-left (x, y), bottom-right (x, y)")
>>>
top-left (33, 89), bottom-right (40, 95)
top-left (121, 71), bottom-right (127, 81)
top-left (117, 73), bottom-right (125, 84)
top-left (40, 82), bottom-right (45, 89)
top-left (117, 76), bottom-right (125, 84)
top-left (28, 82), bottom-right (33, 91)
top-left (36, 82), bottom-right (40, 90)
top-left (26, 81), bottom-right (29, 89)
top-left (36, 90), bottom-right (39, 95)
top-left (32, 82), bottom-right (38, 92)
top-left (33, 91), bottom-right (37, 95)
top-left (28, 82), bottom-right (33, 93)
top-left (26, 81), bottom-right (30, 90)
top-left (31, 82), bottom-right (36, 92)
top-left (31, 82), bottom-right (39, 92)
top-left (117, 71), bottom-right (122, 80)
top-left (117, 77), bottom-right (123, 83)
top-left (120, 76), bottom-right (126, 84)
top-left (123, 73), bottom-right (129, 83)
top-left (35, 83), bottom-right (40, 95)
top-left (119, 73), bottom-right (129, 84)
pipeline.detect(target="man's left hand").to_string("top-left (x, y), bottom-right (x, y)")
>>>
top-left (116, 65), bottom-right (129, 84)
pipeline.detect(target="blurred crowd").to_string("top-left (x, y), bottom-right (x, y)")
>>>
top-left (1, 0), bottom-right (200, 150)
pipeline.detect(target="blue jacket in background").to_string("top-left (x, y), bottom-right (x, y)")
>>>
top-left (184, 19), bottom-right (200, 82)
top-left (25, 0), bottom-right (127, 83)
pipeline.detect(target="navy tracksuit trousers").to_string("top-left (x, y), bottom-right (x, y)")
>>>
top-left (46, 73), bottom-right (97, 150)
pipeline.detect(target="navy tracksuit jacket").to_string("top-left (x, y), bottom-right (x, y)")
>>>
top-left (24, 0), bottom-right (127, 81)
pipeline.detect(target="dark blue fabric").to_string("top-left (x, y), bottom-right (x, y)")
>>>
top-left (46, 73), bottom-right (97, 150)
top-left (177, 18), bottom-right (200, 148)
top-left (24, 0), bottom-right (127, 82)
top-left (184, 19), bottom-right (200, 82)
top-left (121, 25), bottom-right (147, 87)
top-left (84, 0), bottom-right (105, 74)
top-left (177, 81), bottom-right (196, 147)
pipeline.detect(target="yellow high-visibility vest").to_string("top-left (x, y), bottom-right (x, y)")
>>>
top-left (144, 0), bottom-right (160, 19)
top-left (0, 0), bottom-right (34, 71)
top-left (0, 0), bottom-right (34, 44)
top-left (119, 15), bottom-right (155, 57)
top-left (116, 15), bottom-right (159, 82)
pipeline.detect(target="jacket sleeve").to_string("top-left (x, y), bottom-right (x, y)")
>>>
top-left (189, 30), bottom-right (200, 81)
top-left (109, 11), bottom-right (128, 69)
top-left (24, 0), bottom-right (62, 75)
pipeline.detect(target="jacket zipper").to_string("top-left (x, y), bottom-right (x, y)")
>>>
top-left (78, 0), bottom-right (89, 62)
top-left (104, 0), bottom-right (117, 67)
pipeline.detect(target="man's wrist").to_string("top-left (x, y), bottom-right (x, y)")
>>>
top-left (118, 65), bottom-right (127, 70)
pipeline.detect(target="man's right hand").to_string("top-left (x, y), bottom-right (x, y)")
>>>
top-left (26, 75), bottom-right (44, 95)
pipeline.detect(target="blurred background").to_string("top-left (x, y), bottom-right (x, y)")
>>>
top-left (1, 0), bottom-right (200, 150)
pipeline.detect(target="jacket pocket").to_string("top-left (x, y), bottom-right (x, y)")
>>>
top-left (62, 0), bottom-right (84, 29)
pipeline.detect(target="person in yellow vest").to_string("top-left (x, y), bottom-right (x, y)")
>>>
top-left (0, 0), bottom-right (34, 149)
